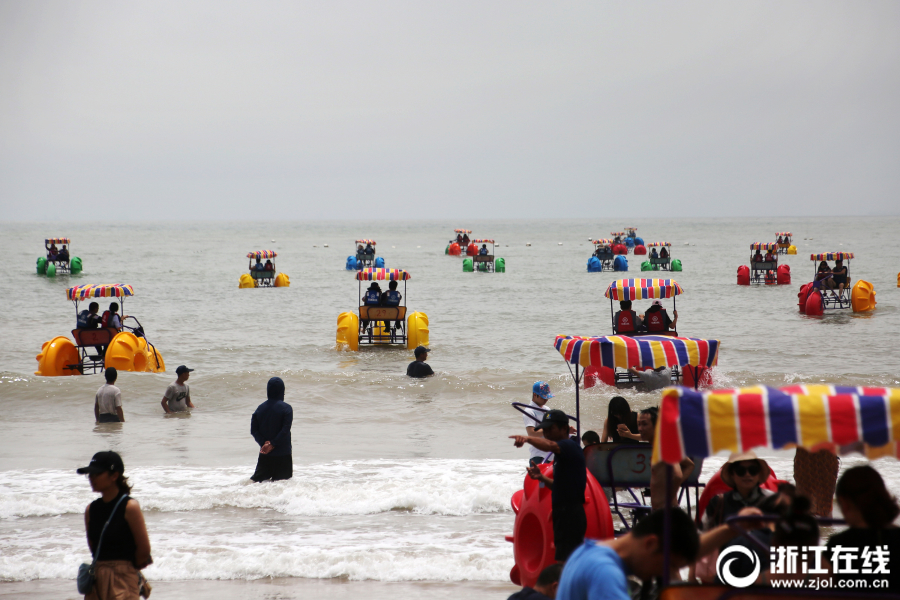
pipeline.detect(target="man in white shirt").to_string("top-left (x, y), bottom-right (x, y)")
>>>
top-left (94, 367), bottom-right (124, 423)
top-left (161, 365), bottom-right (195, 413)
top-left (628, 365), bottom-right (672, 391)
top-left (523, 381), bottom-right (555, 466)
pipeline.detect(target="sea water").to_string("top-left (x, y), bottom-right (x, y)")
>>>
top-left (1, 218), bottom-right (899, 598)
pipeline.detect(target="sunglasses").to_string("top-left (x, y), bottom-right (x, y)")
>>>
top-left (731, 463), bottom-right (760, 477)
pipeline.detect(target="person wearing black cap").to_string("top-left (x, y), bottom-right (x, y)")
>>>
top-left (510, 409), bottom-right (586, 562)
top-left (161, 366), bottom-right (195, 414)
top-left (77, 451), bottom-right (152, 597)
top-left (250, 377), bottom-right (293, 482)
top-left (406, 346), bottom-right (434, 378)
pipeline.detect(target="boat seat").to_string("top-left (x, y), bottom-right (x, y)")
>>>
top-left (251, 270), bottom-right (274, 279)
top-left (71, 328), bottom-right (116, 347)
top-left (359, 306), bottom-right (407, 321)
top-left (751, 261), bottom-right (777, 270)
top-left (473, 255), bottom-right (493, 262)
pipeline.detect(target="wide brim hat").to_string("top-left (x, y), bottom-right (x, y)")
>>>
top-left (720, 450), bottom-right (771, 488)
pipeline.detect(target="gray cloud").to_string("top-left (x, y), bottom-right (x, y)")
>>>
top-left (2, 1), bottom-right (899, 220)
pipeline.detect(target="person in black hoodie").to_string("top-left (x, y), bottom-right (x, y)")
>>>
top-left (250, 377), bottom-right (293, 482)
top-left (508, 563), bottom-right (562, 600)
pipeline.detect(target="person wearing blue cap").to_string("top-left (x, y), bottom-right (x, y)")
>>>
top-left (522, 382), bottom-right (555, 466)
top-left (250, 377), bottom-right (293, 482)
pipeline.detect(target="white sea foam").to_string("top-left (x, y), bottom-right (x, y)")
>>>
top-left (0, 459), bottom-right (523, 519)
top-left (0, 459), bottom-right (522, 582)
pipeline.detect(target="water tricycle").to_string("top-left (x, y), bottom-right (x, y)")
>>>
top-left (799, 252), bottom-right (876, 315)
top-left (609, 232), bottom-right (628, 255)
top-left (641, 242), bottom-right (681, 272)
top-left (505, 335), bottom-right (720, 588)
top-left (624, 227), bottom-right (645, 252)
top-left (446, 229), bottom-right (472, 256)
top-left (36, 237), bottom-right (82, 276)
top-left (463, 239), bottom-right (505, 272)
top-left (738, 242), bottom-right (790, 285)
top-left (336, 268), bottom-right (429, 351)
top-left (239, 250), bottom-right (289, 288)
top-left (775, 231), bottom-right (796, 254)
top-left (346, 239), bottom-right (383, 270)
top-left (587, 239), bottom-right (615, 272)
top-left (35, 284), bottom-right (165, 376)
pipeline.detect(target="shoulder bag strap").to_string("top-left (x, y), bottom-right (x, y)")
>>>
top-left (91, 494), bottom-right (130, 562)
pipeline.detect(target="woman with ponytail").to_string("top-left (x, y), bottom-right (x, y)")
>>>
top-left (77, 451), bottom-right (152, 599)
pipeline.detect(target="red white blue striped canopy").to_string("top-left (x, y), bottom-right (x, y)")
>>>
top-left (454, 229), bottom-right (472, 234)
top-left (356, 268), bottom-right (410, 281)
top-left (604, 278), bottom-right (683, 300)
top-left (776, 232), bottom-right (792, 236)
top-left (593, 239), bottom-right (613, 245)
top-left (653, 385), bottom-right (900, 465)
top-left (355, 239), bottom-right (376, 245)
top-left (555, 335), bottom-right (719, 370)
top-left (67, 284), bottom-right (134, 301)
top-left (610, 231), bottom-right (625, 236)
top-left (812, 252), bottom-right (853, 261)
top-left (247, 250), bottom-right (277, 259)
top-left (46, 238), bottom-right (71, 244)
top-left (472, 239), bottom-right (494, 244)
top-left (625, 227), bottom-right (637, 232)
top-left (647, 242), bottom-right (671, 247)
top-left (751, 242), bottom-right (778, 251)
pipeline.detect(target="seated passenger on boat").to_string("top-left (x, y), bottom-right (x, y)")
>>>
top-left (47, 242), bottom-right (59, 260)
top-left (102, 302), bottom-right (124, 332)
top-left (764, 250), bottom-right (775, 262)
top-left (264, 259), bottom-right (274, 271)
top-left (250, 258), bottom-right (265, 271)
top-left (360, 282), bottom-right (382, 330)
top-left (753, 251), bottom-right (763, 263)
top-left (364, 243), bottom-right (375, 255)
top-left (77, 302), bottom-right (102, 330)
top-left (641, 300), bottom-right (677, 333)
top-left (479, 244), bottom-right (489, 256)
top-left (816, 261), bottom-right (836, 289)
top-left (379, 280), bottom-right (403, 330)
top-left (831, 259), bottom-right (849, 292)
top-left (600, 396), bottom-right (640, 443)
top-left (461, 234), bottom-right (470, 245)
top-left (613, 300), bottom-right (642, 334)
top-left (659, 247), bottom-right (668, 259)
top-left (777, 236), bottom-right (783, 244)
top-left (650, 248), bottom-right (658, 259)
top-left (58, 245), bottom-right (69, 261)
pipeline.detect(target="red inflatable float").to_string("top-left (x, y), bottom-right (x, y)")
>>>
top-left (507, 463), bottom-right (614, 588)
top-left (777, 263), bottom-right (791, 285)
top-left (736, 265), bottom-right (750, 285)
top-left (633, 245), bottom-right (647, 255)
top-left (612, 244), bottom-right (627, 255)
top-left (466, 243), bottom-right (478, 256)
top-left (448, 242), bottom-right (461, 256)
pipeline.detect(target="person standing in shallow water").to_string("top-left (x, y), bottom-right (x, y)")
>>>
top-left (250, 377), bottom-right (293, 482)
top-left (95, 368), bottom-right (124, 423)
top-left (78, 451), bottom-right (152, 600)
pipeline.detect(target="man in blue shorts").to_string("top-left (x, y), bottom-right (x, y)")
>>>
top-left (511, 409), bottom-right (586, 562)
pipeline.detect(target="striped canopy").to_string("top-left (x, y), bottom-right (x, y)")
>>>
top-left (593, 239), bottom-right (613, 245)
top-left (751, 242), bottom-right (778, 251)
top-left (812, 252), bottom-right (853, 261)
top-left (647, 242), bottom-right (671, 247)
top-left (610, 231), bottom-right (625, 236)
top-left (355, 239), bottom-right (376, 245)
top-left (776, 232), bottom-right (792, 236)
top-left (67, 284), bottom-right (134, 301)
top-left (356, 268), bottom-right (410, 281)
top-left (247, 250), bottom-right (277, 259)
top-left (454, 229), bottom-right (472, 234)
top-left (472, 239), bottom-right (494, 244)
top-left (625, 227), bottom-right (637, 232)
top-left (555, 335), bottom-right (720, 371)
top-left (46, 238), bottom-right (71, 244)
top-left (604, 278), bottom-right (684, 300)
top-left (653, 386), bottom-right (900, 466)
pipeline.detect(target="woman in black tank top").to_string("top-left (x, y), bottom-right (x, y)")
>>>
top-left (77, 451), bottom-right (152, 600)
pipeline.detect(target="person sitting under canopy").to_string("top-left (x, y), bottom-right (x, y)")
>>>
top-left (613, 300), bottom-right (642, 334)
top-left (659, 247), bottom-right (668, 259)
top-left (816, 260), bottom-right (836, 290)
top-left (777, 236), bottom-right (783, 244)
top-left (264, 259), bottom-right (274, 271)
top-left (479, 244), bottom-right (489, 256)
top-left (650, 248), bottom-right (658, 259)
top-left (250, 258), bottom-right (265, 271)
top-left (364, 243), bottom-right (375, 256)
top-left (641, 300), bottom-right (677, 333)
top-left (764, 250), bottom-right (775, 262)
top-left (461, 234), bottom-right (470, 245)
top-left (361, 282), bottom-right (382, 331)
top-left (753, 250), bottom-right (763, 263)
top-left (831, 259), bottom-right (850, 294)
top-left (47, 242), bottom-right (58, 259)
top-left (58, 245), bottom-right (69, 261)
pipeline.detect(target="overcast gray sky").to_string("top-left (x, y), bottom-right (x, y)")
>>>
top-left (1, 1), bottom-right (898, 220)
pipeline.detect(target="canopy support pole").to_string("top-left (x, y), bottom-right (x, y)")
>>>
top-left (564, 360), bottom-right (583, 440)
top-left (663, 463), bottom-right (673, 586)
